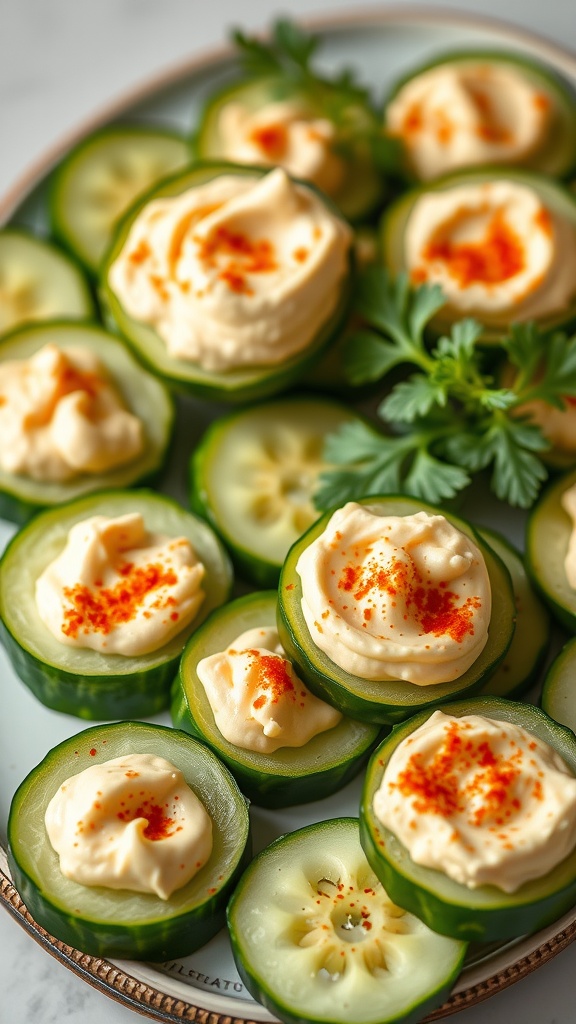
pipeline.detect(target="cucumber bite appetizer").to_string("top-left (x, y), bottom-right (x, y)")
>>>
top-left (190, 395), bottom-right (361, 586)
top-left (384, 50), bottom-right (576, 181)
top-left (278, 496), bottom-right (515, 724)
top-left (101, 162), bottom-right (353, 401)
top-left (360, 697), bottom-right (576, 942)
top-left (8, 721), bottom-right (251, 960)
top-left (381, 168), bottom-right (576, 342)
top-left (195, 19), bottom-right (385, 222)
top-left (172, 591), bottom-right (380, 807)
top-left (0, 321), bottom-right (173, 524)
top-left (0, 489), bottom-right (232, 719)
top-left (50, 124), bottom-right (190, 274)
top-left (527, 466), bottom-right (576, 631)
top-left (228, 817), bottom-right (467, 1024)
top-left (0, 228), bottom-right (95, 337)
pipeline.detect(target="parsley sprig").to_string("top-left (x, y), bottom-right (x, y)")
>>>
top-left (232, 19), bottom-right (400, 171)
top-left (315, 269), bottom-right (576, 511)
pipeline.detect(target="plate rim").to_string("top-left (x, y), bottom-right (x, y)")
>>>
top-left (2, 4), bottom-right (576, 1022)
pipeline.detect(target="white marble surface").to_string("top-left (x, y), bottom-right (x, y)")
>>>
top-left (2, 1), bottom-right (576, 1022)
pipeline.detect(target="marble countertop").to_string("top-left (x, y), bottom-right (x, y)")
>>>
top-left (2, 1), bottom-right (576, 1022)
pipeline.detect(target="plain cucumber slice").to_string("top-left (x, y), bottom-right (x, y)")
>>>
top-left (477, 528), bottom-right (549, 699)
top-left (0, 228), bottom-right (94, 337)
top-left (381, 168), bottom-right (576, 343)
top-left (384, 49), bottom-right (576, 180)
top-left (526, 466), bottom-right (576, 631)
top-left (50, 125), bottom-right (190, 273)
top-left (171, 591), bottom-right (380, 807)
top-left (190, 395), bottom-right (360, 586)
top-left (360, 696), bottom-right (576, 942)
top-left (8, 721), bottom-right (251, 960)
top-left (227, 817), bottom-right (467, 1024)
top-left (0, 489), bottom-right (233, 719)
top-left (277, 496), bottom-right (516, 724)
top-left (542, 638), bottom-right (576, 734)
top-left (101, 162), bottom-right (352, 403)
top-left (195, 76), bottom-right (384, 222)
top-left (0, 320), bottom-right (174, 524)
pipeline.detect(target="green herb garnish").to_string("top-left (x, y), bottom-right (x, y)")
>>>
top-left (316, 268), bottom-right (576, 510)
top-left (232, 19), bottom-right (400, 172)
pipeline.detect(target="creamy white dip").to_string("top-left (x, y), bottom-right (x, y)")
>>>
top-left (45, 753), bottom-right (212, 899)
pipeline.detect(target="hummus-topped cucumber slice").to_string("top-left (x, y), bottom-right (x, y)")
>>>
top-left (8, 721), bottom-right (250, 960)
top-left (0, 489), bottom-right (232, 719)
top-left (384, 49), bottom-right (576, 181)
top-left (100, 162), bottom-right (353, 403)
top-left (0, 321), bottom-right (174, 524)
top-left (360, 697), bottom-right (576, 942)
top-left (381, 168), bottom-right (576, 344)
top-left (172, 591), bottom-right (381, 807)
top-left (278, 495), bottom-right (515, 724)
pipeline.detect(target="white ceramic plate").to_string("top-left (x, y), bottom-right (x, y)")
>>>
top-left (1, 8), bottom-right (576, 1022)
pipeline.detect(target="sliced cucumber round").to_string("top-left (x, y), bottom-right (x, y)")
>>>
top-left (526, 466), bottom-right (576, 631)
top-left (190, 395), bottom-right (359, 586)
top-left (227, 817), bottom-right (467, 1024)
top-left (50, 125), bottom-right (190, 274)
top-left (171, 591), bottom-right (380, 807)
top-left (542, 638), bottom-right (576, 734)
top-left (8, 721), bottom-right (250, 960)
top-left (384, 50), bottom-right (576, 181)
top-left (100, 162), bottom-right (352, 402)
top-left (0, 489), bottom-right (233, 719)
top-left (360, 696), bottom-right (576, 942)
top-left (277, 496), bottom-right (515, 724)
top-left (195, 77), bottom-right (384, 222)
top-left (381, 168), bottom-right (576, 343)
top-left (0, 228), bottom-right (94, 338)
top-left (0, 320), bottom-right (174, 524)
top-left (477, 527), bottom-right (549, 699)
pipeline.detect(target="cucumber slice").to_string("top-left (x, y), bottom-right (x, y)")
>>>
top-left (171, 591), bottom-right (380, 807)
top-left (477, 528), bottom-right (550, 699)
top-left (0, 490), bottom-right (233, 719)
top-left (526, 466), bottom-right (576, 631)
top-left (227, 817), bottom-right (467, 1024)
top-left (384, 50), bottom-right (576, 180)
top-left (0, 228), bottom-right (94, 337)
top-left (542, 638), bottom-right (576, 733)
top-left (0, 321), bottom-right (174, 524)
top-left (277, 496), bottom-right (516, 724)
top-left (100, 162), bottom-right (352, 402)
top-left (8, 721), bottom-right (251, 960)
top-left (381, 168), bottom-right (576, 343)
top-left (190, 395), bottom-right (360, 586)
top-left (195, 77), bottom-right (384, 222)
top-left (50, 125), bottom-right (190, 274)
top-left (360, 696), bottom-right (576, 942)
